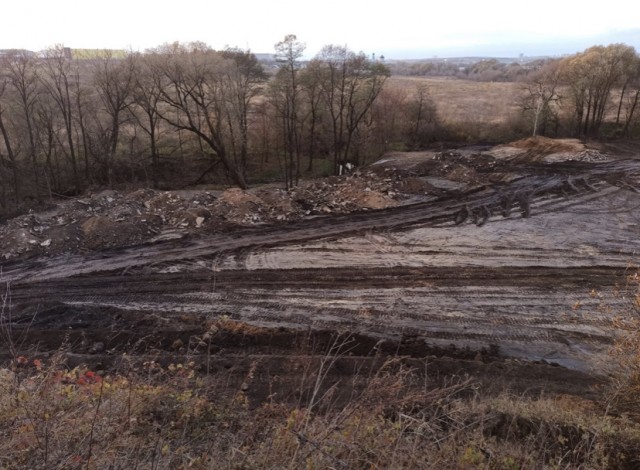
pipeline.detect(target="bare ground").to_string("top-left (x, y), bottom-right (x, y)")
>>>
top-left (2, 138), bottom-right (640, 402)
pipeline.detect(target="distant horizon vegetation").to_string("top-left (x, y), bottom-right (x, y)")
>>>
top-left (2, 25), bottom-right (639, 62)
top-left (0, 46), bottom-right (612, 65)
top-left (0, 46), bottom-right (625, 63)
top-left (0, 46), bottom-right (563, 63)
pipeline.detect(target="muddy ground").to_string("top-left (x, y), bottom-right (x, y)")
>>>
top-left (2, 137), bottom-right (640, 403)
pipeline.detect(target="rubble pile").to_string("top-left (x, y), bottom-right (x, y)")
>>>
top-left (212, 188), bottom-right (274, 225)
top-left (292, 171), bottom-right (402, 214)
top-left (543, 149), bottom-right (611, 163)
top-left (407, 151), bottom-right (495, 185)
top-left (0, 171), bottom-right (407, 260)
top-left (3, 137), bottom-right (609, 261)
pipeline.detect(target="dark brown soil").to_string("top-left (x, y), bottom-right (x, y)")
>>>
top-left (2, 141), bottom-right (640, 403)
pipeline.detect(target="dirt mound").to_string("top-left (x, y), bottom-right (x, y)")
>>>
top-left (0, 189), bottom-right (220, 259)
top-left (212, 188), bottom-right (269, 225)
top-left (492, 137), bottom-right (602, 163)
top-left (0, 228), bottom-right (43, 258)
top-left (507, 136), bottom-right (586, 154)
top-left (82, 216), bottom-right (153, 250)
top-left (0, 171), bottom-right (410, 261)
top-left (254, 188), bottom-right (297, 220)
top-left (292, 173), bottom-right (400, 214)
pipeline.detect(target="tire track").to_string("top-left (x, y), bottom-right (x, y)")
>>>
top-left (3, 159), bottom-right (640, 373)
top-left (3, 159), bottom-right (639, 283)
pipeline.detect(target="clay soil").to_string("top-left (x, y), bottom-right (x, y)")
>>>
top-left (2, 137), bottom-right (640, 403)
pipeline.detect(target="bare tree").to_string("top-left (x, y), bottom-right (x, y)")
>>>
top-left (622, 87), bottom-right (640, 137)
top-left (153, 42), bottom-right (264, 189)
top-left (92, 52), bottom-right (136, 186)
top-left (0, 77), bottom-right (19, 204)
top-left (220, 48), bottom-right (267, 183)
top-left (129, 52), bottom-right (164, 187)
top-left (521, 60), bottom-right (561, 136)
top-left (299, 60), bottom-right (324, 172)
top-left (33, 95), bottom-right (59, 199)
top-left (615, 60), bottom-right (637, 125)
top-left (618, 56), bottom-right (640, 137)
top-left (313, 45), bottom-right (389, 173)
top-left (40, 46), bottom-right (82, 192)
top-left (405, 83), bottom-right (438, 148)
top-left (252, 100), bottom-right (277, 168)
top-left (5, 52), bottom-right (42, 198)
top-left (271, 35), bottom-right (306, 189)
top-left (560, 44), bottom-right (637, 137)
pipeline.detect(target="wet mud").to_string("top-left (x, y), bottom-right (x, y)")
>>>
top-left (2, 152), bottom-right (640, 399)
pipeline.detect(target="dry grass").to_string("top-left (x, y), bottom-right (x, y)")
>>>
top-left (603, 271), bottom-right (640, 421)
top-left (386, 76), bottom-right (637, 141)
top-left (1, 349), bottom-right (640, 469)
top-left (388, 76), bottom-right (523, 128)
top-left (3, 286), bottom-right (640, 469)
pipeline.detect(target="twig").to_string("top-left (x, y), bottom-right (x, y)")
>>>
top-left (86, 378), bottom-right (105, 469)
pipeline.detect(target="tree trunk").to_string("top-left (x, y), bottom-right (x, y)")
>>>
top-left (75, 89), bottom-right (90, 185)
top-left (0, 112), bottom-right (19, 203)
top-left (623, 90), bottom-right (640, 137)
top-left (0, 153), bottom-right (6, 209)
top-left (150, 124), bottom-right (159, 189)
top-left (616, 82), bottom-right (628, 125)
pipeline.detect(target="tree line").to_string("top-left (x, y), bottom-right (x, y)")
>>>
top-left (389, 45), bottom-right (640, 139)
top-left (389, 58), bottom-right (535, 82)
top-left (521, 44), bottom-right (640, 139)
top-left (0, 39), bottom-right (412, 209)
top-left (0, 39), bottom-right (638, 214)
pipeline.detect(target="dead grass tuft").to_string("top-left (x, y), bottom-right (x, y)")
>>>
top-left (1, 350), bottom-right (640, 469)
top-left (603, 271), bottom-right (640, 422)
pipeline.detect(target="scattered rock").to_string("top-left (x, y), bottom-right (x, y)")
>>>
top-left (9, 139), bottom-right (599, 260)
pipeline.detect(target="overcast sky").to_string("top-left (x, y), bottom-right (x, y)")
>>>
top-left (1, 0), bottom-right (639, 58)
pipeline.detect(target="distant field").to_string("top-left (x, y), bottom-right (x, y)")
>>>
top-left (389, 76), bottom-right (523, 126)
top-left (71, 48), bottom-right (128, 59)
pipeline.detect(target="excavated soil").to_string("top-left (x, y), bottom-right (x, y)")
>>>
top-left (2, 138), bottom-right (640, 401)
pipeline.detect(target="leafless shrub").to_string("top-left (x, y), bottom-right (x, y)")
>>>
top-left (604, 270), bottom-right (640, 420)
top-left (1, 321), bottom-right (640, 468)
top-left (0, 282), bottom-right (38, 363)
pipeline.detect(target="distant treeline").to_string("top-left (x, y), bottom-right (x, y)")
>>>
top-left (518, 44), bottom-right (639, 138)
top-left (389, 57), bottom-right (541, 82)
top-left (0, 38), bottom-right (439, 209)
top-left (0, 39), bottom-right (638, 213)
